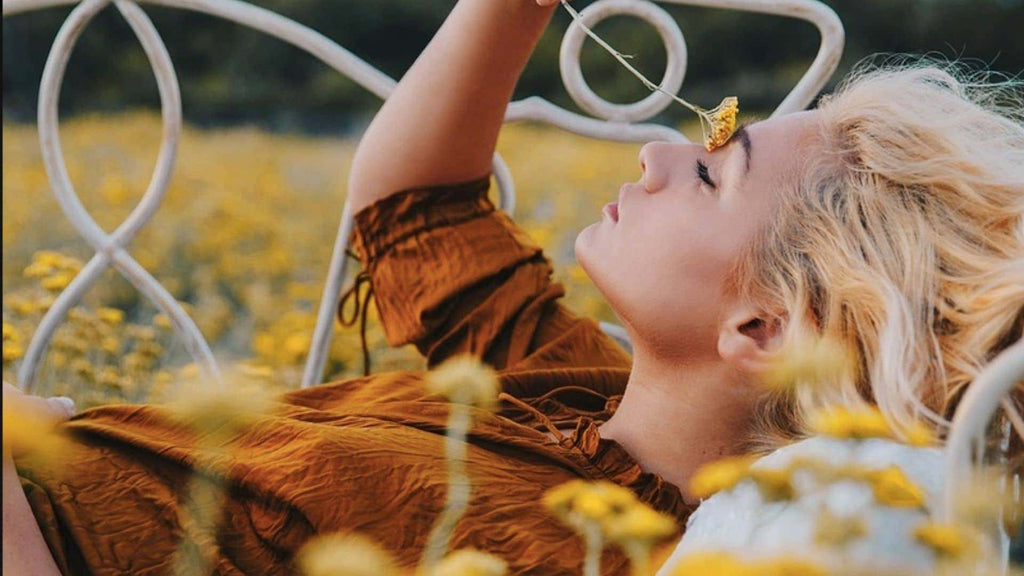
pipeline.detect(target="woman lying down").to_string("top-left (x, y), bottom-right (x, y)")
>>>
top-left (4, 0), bottom-right (1023, 574)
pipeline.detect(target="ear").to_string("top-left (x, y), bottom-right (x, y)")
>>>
top-left (717, 304), bottom-right (783, 374)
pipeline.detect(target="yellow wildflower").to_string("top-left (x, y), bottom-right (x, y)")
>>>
top-left (866, 466), bottom-right (925, 508)
top-left (283, 332), bottom-right (311, 364)
top-left (426, 549), bottom-right (508, 576)
top-left (41, 272), bottom-right (75, 292)
top-left (913, 522), bottom-right (972, 559)
top-left (669, 551), bottom-right (750, 576)
top-left (602, 503), bottom-right (677, 544)
top-left (71, 358), bottom-right (95, 379)
top-left (703, 97), bottom-right (739, 151)
top-left (2, 341), bottom-right (26, 364)
top-left (153, 313), bottom-right (173, 330)
top-left (164, 374), bottom-right (276, 443)
top-left (761, 332), bottom-right (854, 391)
top-left (748, 467), bottom-right (795, 502)
top-left (296, 532), bottom-right (397, 576)
top-left (101, 337), bottom-right (121, 355)
top-left (96, 307), bottom-right (125, 326)
top-left (34, 295), bottom-right (56, 312)
top-left (544, 480), bottom-right (638, 529)
top-left (807, 406), bottom-right (889, 441)
top-left (750, 556), bottom-right (829, 576)
top-left (813, 507), bottom-right (867, 547)
top-left (23, 260), bottom-right (55, 278)
top-left (7, 296), bottom-right (36, 316)
top-left (688, 455), bottom-right (757, 499)
top-left (425, 355), bottom-right (499, 410)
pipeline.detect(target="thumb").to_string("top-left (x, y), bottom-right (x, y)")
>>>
top-left (45, 396), bottom-right (76, 420)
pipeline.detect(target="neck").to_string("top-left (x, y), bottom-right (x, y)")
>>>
top-left (598, 347), bottom-right (757, 506)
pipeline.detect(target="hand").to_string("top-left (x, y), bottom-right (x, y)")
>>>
top-left (2, 381), bottom-right (75, 458)
top-left (535, 0), bottom-right (568, 6)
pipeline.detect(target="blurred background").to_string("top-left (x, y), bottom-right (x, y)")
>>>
top-left (5, 0), bottom-right (1023, 131)
top-left (3, 0), bottom-right (1023, 408)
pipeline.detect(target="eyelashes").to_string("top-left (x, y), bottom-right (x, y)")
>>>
top-left (695, 159), bottom-right (717, 190)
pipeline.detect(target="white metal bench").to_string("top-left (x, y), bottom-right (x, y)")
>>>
top-left (3, 0), bottom-right (1020, 532)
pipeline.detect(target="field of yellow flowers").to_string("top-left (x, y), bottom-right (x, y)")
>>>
top-left (2, 111), bottom-right (648, 405)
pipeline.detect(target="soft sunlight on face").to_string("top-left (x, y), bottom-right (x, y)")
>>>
top-left (574, 111), bottom-right (821, 362)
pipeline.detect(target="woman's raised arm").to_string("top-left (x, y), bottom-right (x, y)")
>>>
top-left (347, 0), bottom-right (561, 214)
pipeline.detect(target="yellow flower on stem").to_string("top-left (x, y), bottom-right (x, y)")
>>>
top-left (701, 97), bottom-right (739, 152)
top-left (555, 0), bottom-right (739, 152)
top-left (424, 355), bottom-right (500, 411)
top-left (421, 355), bottom-right (500, 571)
top-left (296, 532), bottom-right (398, 576)
top-left (688, 455), bottom-right (757, 500)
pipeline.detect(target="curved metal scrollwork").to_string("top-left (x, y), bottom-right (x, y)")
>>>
top-left (2, 0), bottom-right (844, 391)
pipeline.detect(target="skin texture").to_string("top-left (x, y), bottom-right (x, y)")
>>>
top-left (583, 111), bottom-right (823, 500)
top-left (3, 382), bottom-right (72, 575)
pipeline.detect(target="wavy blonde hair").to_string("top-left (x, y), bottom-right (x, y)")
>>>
top-left (732, 56), bottom-right (1024, 452)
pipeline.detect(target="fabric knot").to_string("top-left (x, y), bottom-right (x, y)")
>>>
top-left (338, 248), bottom-right (374, 376)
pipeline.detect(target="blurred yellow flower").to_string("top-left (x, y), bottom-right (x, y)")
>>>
top-left (426, 549), bottom-right (508, 576)
top-left (669, 551), bottom-right (750, 576)
top-left (425, 355), bottom-right (499, 410)
top-left (866, 466), bottom-right (925, 508)
top-left (813, 507), bottom-right (867, 547)
top-left (688, 455), bottom-right (757, 500)
top-left (41, 272), bottom-right (75, 292)
top-left (913, 522), bottom-right (972, 559)
top-left (749, 556), bottom-right (829, 576)
top-left (602, 503), bottom-right (677, 544)
top-left (761, 331), bottom-right (854, 391)
top-left (97, 307), bottom-right (125, 326)
top-left (748, 467), bottom-right (795, 502)
top-left (296, 532), bottom-right (398, 576)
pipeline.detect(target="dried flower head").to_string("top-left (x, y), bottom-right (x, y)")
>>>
top-left (425, 355), bottom-right (499, 410)
top-left (700, 97), bottom-right (739, 151)
top-left (296, 532), bottom-right (398, 576)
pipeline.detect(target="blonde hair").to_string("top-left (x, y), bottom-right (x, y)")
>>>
top-left (733, 56), bottom-right (1024, 452)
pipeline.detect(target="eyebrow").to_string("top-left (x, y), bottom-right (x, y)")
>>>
top-left (731, 123), bottom-right (753, 174)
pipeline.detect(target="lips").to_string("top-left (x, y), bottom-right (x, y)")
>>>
top-left (603, 201), bottom-right (619, 222)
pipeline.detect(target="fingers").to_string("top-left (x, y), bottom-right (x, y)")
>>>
top-left (3, 381), bottom-right (75, 422)
top-left (46, 397), bottom-right (76, 420)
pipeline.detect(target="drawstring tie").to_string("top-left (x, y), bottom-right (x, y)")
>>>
top-left (498, 392), bottom-right (569, 444)
top-left (338, 248), bottom-right (374, 376)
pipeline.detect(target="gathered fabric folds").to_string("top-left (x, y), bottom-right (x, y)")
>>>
top-left (18, 174), bottom-right (690, 575)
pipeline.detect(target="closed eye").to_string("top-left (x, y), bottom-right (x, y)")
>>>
top-left (695, 159), bottom-right (717, 189)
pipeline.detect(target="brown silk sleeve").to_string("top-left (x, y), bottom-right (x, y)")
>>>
top-left (343, 174), bottom-right (631, 372)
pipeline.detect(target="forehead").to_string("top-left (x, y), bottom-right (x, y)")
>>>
top-left (744, 110), bottom-right (821, 188)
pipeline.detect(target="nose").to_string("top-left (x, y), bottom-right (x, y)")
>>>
top-left (638, 141), bottom-right (679, 192)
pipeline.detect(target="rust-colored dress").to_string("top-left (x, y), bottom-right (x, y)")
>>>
top-left (17, 175), bottom-right (691, 575)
